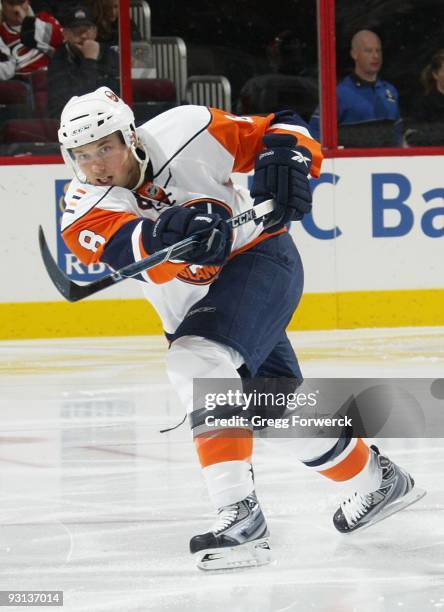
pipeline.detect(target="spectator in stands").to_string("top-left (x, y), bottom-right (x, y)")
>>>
top-left (0, 0), bottom-right (63, 76)
top-left (88, 0), bottom-right (141, 47)
top-left (236, 30), bottom-right (318, 122)
top-left (268, 30), bottom-right (311, 77)
top-left (47, 5), bottom-right (120, 118)
top-left (29, 1), bottom-right (72, 21)
top-left (404, 50), bottom-right (444, 146)
top-left (309, 29), bottom-right (401, 141)
top-left (0, 31), bottom-right (16, 79)
top-left (412, 50), bottom-right (444, 122)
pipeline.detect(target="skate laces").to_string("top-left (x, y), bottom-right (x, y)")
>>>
top-left (212, 504), bottom-right (239, 534)
top-left (341, 492), bottom-right (373, 526)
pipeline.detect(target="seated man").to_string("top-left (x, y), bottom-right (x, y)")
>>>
top-left (237, 30), bottom-right (318, 122)
top-left (310, 30), bottom-right (401, 143)
top-left (47, 5), bottom-right (119, 118)
top-left (0, 0), bottom-right (63, 77)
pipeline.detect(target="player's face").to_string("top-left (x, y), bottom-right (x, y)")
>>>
top-left (352, 37), bottom-right (382, 79)
top-left (71, 133), bottom-right (139, 188)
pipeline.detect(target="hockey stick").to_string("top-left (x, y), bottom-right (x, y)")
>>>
top-left (38, 198), bottom-right (277, 303)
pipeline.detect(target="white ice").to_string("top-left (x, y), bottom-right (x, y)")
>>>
top-left (0, 327), bottom-right (443, 612)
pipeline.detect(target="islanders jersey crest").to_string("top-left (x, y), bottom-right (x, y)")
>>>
top-left (135, 181), bottom-right (172, 211)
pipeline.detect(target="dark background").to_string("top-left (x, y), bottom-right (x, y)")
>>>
top-left (149, 0), bottom-right (443, 118)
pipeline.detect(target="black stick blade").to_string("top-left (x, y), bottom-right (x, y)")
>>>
top-left (38, 225), bottom-right (156, 302)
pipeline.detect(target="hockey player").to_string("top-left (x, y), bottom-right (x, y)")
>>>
top-left (57, 87), bottom-right (424, 570)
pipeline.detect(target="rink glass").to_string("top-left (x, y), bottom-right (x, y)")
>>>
top-left (0, 1), bottom-right (443, 157)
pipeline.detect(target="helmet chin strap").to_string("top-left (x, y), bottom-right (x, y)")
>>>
top-left (130, 141), bottom-right (150, 190)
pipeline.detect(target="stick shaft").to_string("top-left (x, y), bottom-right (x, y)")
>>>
top-left (39, 199), bottom-right (276, 303)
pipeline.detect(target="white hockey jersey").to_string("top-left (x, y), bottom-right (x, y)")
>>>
top-left (61, 105), bottom-right (323, 334)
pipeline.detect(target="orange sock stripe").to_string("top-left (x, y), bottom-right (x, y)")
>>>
top-left (318, 438), bottom-right (370, 482)
top-left (195, 429), bottom-right (253, 468)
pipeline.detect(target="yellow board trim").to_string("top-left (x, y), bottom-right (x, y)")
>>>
top-left (1, 289), bottom-right (444, 340)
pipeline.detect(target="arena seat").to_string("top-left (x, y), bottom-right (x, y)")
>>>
top-left (237, 73), bottom-right (318, 122)
top-left (0, 80), bottom-right (33, 122)
top-left (132, 101), bottom-right (177, 125)
top-left (0, 142), bottom-right (60, 155)
top-left (185, 75), bottom-right (232, 112)
top-left (132, 78), bottom-right (176, 102)
top-left (0, 80), bottom-right (30, 104)
top-left (31, 69), bottom-right (49, 118)
top-left (404, 121), bottom-right (444, 147)
top-left (130, 0), bottom-right (151, 40)
top-left (3, 118), bottom-right (59, 143)
top-left (338, 119), bottom-right (400, 148)
top-left (131, 78), bottom-right (177, 125)
top-left (150, 36), bottom-right (187, 102)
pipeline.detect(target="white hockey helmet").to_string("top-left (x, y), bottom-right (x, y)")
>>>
top-left (58, 87), bottom-right (148, 186)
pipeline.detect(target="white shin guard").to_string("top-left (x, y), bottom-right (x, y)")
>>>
top-left (166, 336), bottom-right (253, 508)
top-left (202, 460), bottom-right (255, 509)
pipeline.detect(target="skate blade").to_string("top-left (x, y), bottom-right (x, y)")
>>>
top-left (349, 487), bottom-right (427, 534)
top-left (195, 537), bottom-right (271, 571)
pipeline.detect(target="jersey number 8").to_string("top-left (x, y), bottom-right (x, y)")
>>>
top-left (79, 229), bottom-right (106, 252)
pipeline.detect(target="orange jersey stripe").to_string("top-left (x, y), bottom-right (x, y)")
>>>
top-left (207, 108), bottom-right (323, 178)
top-left (195, 429), bottom-right (253, 468)
top-left (319, 438), bottom-right (370, 482)
top-left (62, 209), bottom-right (138, 265)
top-left (138, 233), bottom-right (188, 284)
top-left (208, 108), bottom-right (275, 173)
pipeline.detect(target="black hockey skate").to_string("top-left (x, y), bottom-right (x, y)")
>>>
top-left (190, 491), bottom-right (271, 570)
top-left (333, 445), bottom-right (426, 534)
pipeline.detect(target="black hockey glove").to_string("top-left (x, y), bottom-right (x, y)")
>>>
top-left (250, 133), bottom-right (313, 228)
top-left (148, 207), bottom-right (232, 266)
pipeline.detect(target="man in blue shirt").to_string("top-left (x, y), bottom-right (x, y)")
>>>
top-left (310, 30), bottom-right (400, 142)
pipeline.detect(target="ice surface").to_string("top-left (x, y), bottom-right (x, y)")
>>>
top-left (0, 328), bottom-right (443, 611)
